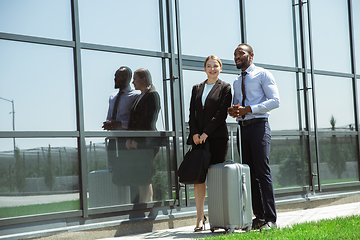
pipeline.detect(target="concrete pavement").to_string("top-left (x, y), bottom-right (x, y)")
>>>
top-left (98, 201), bottom-right (360, 240)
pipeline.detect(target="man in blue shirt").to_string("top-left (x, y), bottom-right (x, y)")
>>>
top-left (102, 66), bottom-right (140, 131)
top-left (228, 44), bottom-right (280, 230)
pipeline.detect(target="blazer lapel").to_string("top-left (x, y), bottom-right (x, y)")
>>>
top-left (197, 81), bottom-right (206, 109)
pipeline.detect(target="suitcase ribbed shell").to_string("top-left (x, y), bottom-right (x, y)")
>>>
top-left (207, 161), bottom-right (252, 233)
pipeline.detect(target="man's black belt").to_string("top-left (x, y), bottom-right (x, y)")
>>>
top-left (238, 118), bottom-right (268, 126)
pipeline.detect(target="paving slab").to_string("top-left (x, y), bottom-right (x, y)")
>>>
top-left (98, 201), bottom-right (360, 240)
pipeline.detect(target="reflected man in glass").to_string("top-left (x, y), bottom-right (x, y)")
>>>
top-left (103, 66), bottom-right (140, 131)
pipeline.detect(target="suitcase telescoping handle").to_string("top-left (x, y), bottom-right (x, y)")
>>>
top-left (237, 124), bottom-right (249, 213)
top-left (237, 124), bottom-right (243, 164)
top-left (226, 124), bottom-right (243, 164)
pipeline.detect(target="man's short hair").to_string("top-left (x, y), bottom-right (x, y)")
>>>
top-left (116, 66), bottom-right (132, 81)
top-left (238, 43), bottom-right (253, 54)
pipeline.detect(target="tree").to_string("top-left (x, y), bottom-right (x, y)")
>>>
top-left (14, 147), bottom-right (26, 192)
top-left (44, 145), bottom-right (55, 191)
top-left (277, 146), bottom-right (305, 187)
top-left (328, 115), bottom-right (346, 179)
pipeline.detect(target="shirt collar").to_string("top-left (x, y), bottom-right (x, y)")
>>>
top-left (120, 85), bottom-right (132, 93)
top-left (244, 63), bottom-right (255, 73)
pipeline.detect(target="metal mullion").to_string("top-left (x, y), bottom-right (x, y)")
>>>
top-left (158, 0), bottom-right (173, 201)
top-left (0, 131), bottom-right (79, 138)
top-left (292, 0), bottom-right (307, 189)
top-left (0, 32), bottom-right (75, 48)
top-left (271, 131), bottom-right (309, 137)
top-left (165, 0), bottom-right (185, 207)
top-left (317, 131), bottom-right (358, 137)
top-left (239, 0), bottom-right (246, 43)
top-left (313, 69), bottom-right (354, 78)
top-left (347, 0), bottom-right (360, 181)
top-left (83, 130), bottom-right (175, 138)
top-left (159, 0), bottom-right (170, 131)
top-left (174, 0), bottom-right (188, 207)
top-left (0, 210), bottom-right (82, 227)
top-left (306, 0), bottom-right (321, 192)
top-left (80, 42), bottom-right (171, 59)
top-left (88, 199), bottom-right (175, 216)
top-left (71, 0), bottom-right (88, 218)
top-left (297, 0), bottom-right (315, 192)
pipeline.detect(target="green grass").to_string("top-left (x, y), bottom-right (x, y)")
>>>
top-left (201, 215), bottom-right (360, 240)
top-left (0, 200), bottom-right (80, 218)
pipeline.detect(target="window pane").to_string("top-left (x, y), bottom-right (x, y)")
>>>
top-left (353, 0), bottom-right (360, 74)
top-left (86, 137), bottom-right (172, 207)
top-left (78, 0), bottom-right (161, 51)
top-left (269, 71), bottom-right (299, 131)
top-left (81, 50), bottom-right (166, 131)
top-left (0, 40), bottom-right (76, 131)
top-left (318, 135), bottom-right (358, 184)
top-left (246, 0), bottom-right (295, 67)
top-left (0, 0), bottom-right (72, 40)
top-left (0, 138), bottom-right (79, 219)
top-left (314, 76), bottom-right (354, 131)
top-left (310, 0), bottom-right (351, 73)
top-left (179, 0), bottom-right (241, 60)
top-left (270, 136), bottom-right (309, 189)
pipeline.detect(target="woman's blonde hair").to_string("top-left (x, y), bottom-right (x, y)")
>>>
top-left (204, 55), bottom-right (222, 68)
top-left (134, 68), bottom-right (155, 90)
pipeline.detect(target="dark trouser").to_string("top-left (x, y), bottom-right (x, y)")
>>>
top-left (237, 121), bottom-right (277, 222)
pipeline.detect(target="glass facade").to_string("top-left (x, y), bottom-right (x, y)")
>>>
top-left (0, 0), bottom-right (359, 235)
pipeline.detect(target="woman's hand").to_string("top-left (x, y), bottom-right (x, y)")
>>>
top-left (126, 139), bottom-right (138, 149)
top-left (199, 133), bottom-right (208, 144)
top-left (126, 139), bottom-right (133, 149)
top-left (131, 140), bottom-right (138, 149)
top-left (193, 133), bottom-right (208, 145)
top-left (193, 134), bottom-right (201, 145)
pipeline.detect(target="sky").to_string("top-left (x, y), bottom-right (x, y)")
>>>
top-left (0, 0), bottom-right (360, 152)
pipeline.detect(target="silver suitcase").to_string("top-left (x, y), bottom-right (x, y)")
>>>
top-left (88, 169), bottom-right (131, 208)
top-left (207, 125), bottom-right (252, 233)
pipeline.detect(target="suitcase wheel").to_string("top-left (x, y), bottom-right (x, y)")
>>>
top-left (227, 228), bottom-right (234, 234)
top-left (243, 226), bottom-right (251, 232)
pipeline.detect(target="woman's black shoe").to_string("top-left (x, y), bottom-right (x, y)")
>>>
top-left (194, 216), bottom-right (207, 232)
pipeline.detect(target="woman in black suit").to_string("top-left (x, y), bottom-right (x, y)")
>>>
top-left (187, 55), bottom-right (232, 231)
top-left (126, 68), bottom-right (160, 203)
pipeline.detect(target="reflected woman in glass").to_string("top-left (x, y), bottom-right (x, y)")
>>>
top-left (187, 55), bottom-right (232, 231)
top-left (126, 68), bottom-right (161, 203)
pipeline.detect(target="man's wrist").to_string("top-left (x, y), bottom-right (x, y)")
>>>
top-left (246, 106), bottom-right (252, 113)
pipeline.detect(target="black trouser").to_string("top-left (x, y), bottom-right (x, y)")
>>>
top-left (237, 121), bottom-right (277, 222)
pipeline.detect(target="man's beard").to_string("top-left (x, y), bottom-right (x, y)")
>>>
top-left (236, 62), bottom-right (245, 69)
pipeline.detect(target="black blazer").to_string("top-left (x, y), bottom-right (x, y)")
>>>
top-left (186, 79), bottom-right (232, 145)
top-left (128, 89), bottom-right (160, 131)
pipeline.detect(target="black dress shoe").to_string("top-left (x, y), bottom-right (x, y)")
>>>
top-left (252, 218), bottom-right (266, 230)
top-left (194, 216), bottom-right (207, 232)
top-left (260, 221), bottom-right (277, 230)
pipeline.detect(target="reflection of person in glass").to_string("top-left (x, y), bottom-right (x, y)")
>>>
top-left (187, 55), bottom-right (232, 232)
top-left (102, 66), bottom-right (140, 204)
top-left (102, 66), bottom-right (140, 131)
top-left (126, 68), bottom-right (161, 203)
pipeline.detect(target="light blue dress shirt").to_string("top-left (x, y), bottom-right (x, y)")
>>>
top-left (233, 64), bottom-right (280, 121)
top-left (106, 86), bottom-right (140, 129)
